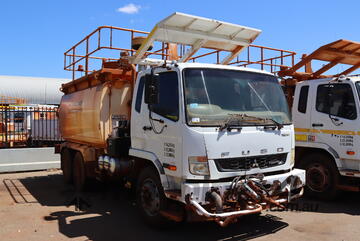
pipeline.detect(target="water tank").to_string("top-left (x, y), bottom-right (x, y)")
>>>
top-left (58, 81), bottom-right (132, 147)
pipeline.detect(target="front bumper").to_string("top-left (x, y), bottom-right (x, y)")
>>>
top-left (181, 168), bottom-right (305, 226)
top-left (183, 168), bottom-right (305, 203)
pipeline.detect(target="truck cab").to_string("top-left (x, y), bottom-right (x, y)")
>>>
top-left (293, 75), bottom-right (360, 197)
top-left (130, 62), bottom-right (305, 224)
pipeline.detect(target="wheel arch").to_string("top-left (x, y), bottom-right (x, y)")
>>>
top-left (295, 146), bottom-right (340, 169)
top-left (129, 148), bottom-right (169, 190)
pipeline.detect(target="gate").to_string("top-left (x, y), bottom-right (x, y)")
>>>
top-left (0, 105), bottom-right (63, 148)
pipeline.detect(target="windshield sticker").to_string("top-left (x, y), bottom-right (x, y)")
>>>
top-left (191, 117), bottom-right (200, 123)
top-left (189, 103), bottom-right (199, 108)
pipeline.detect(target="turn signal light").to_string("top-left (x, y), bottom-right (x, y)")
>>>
top-left (163, 163), bottom-right (177, 171)
top-left (346, 151), bottom-right (355, 155)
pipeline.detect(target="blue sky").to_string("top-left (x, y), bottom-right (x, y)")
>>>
top-left (1, 0), bottom-right (360, 79)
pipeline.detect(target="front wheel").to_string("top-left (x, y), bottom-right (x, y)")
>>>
top-left (301, 153), bottom-right (340, 200)
top-left (136, 166), bottom-right (170, 227)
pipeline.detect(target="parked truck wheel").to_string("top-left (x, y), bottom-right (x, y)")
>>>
top-left (136, 166), bottom-right (170, 227)
top-left (73, 152), bottom-right (87, 191)
top-left (301, 153), bottom-right (340, 200)
top-left (61, 148), bottom-right (73, 184)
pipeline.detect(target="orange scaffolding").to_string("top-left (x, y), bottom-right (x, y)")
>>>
top-left (64, 26), bottom-right (297, 80)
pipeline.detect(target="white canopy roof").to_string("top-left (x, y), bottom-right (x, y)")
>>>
top-left (131, 12), bottom-right (261, 65)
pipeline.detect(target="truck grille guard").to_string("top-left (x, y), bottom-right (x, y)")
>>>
top-left (185, 174), bottom-right (304, 227)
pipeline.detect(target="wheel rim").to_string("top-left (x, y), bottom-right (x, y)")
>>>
top-left (140, 178), bottom-right (161, 216)
top-left (307, 163), bottom-right (330, 192)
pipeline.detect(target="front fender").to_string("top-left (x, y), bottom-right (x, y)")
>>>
top-left (129, 148), bottom-right (170, 189)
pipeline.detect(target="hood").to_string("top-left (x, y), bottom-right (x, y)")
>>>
top-left (202, 125), bottom-right (293, 160)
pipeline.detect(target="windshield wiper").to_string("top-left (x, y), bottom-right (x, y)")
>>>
top-left (219, 115), bottom-right (245, 131)
top-left (263, 117), bottom-right (284, 130)
top-left (219, 114), bottom-right (283, 131)
top-left (241, 114), bottom-right (284, 130)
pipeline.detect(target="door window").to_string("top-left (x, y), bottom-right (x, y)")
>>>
top-left (316, 83), bottom-right (356, 120)
top-left (298, 86), bottom-right (309, 113)
top-left (151, 72), bottom-right (179, 121)
top-left (135, 76), bottom-right (145, 113)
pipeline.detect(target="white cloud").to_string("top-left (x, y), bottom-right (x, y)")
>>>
top-left (117, 3), bottom-right (141, 14)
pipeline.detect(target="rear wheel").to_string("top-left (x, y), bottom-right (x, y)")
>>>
top-left (73, 152), bottom-right (87, 191)
top-left (301, 153), bottom-right (340, 200)
top-left (61, 148), bottom-right (73, 184)
top-left (136, 166), bottom-right (170, 227)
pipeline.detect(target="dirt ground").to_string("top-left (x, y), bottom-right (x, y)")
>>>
top-left (0, 170), bottom-right (359, 241)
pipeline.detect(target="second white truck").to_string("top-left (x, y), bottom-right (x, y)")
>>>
top-left (279, 39), bottom-right (360, 198)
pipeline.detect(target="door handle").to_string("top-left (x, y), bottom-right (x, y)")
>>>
top-left (143, 126), bottom-right (152, 131)
top-left (312, 123), bottom-right (324, 127)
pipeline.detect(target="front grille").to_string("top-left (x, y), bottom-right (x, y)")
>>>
top-left (215, 153), bottom-right (287, 172)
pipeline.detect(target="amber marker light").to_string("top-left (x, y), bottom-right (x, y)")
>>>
top-left (163, 163), bottom-right (177, 171)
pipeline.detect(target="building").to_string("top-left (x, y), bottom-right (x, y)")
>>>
top-left (0, 75), bottom-right (69, 105)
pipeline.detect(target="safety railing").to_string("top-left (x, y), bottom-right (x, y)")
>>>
top-left (189, 44), bottom-right (296, 73)
top-left (64, 26), bottom-right (297, 79)
top-left (64, 26), bottom-right (176, 80)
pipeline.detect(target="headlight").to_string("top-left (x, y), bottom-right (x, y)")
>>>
top-left (290, 148), bottom-right (295, 167)
top-left (189, 156), bottom-right (209, 176)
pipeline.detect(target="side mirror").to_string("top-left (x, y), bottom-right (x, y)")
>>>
top-left (144, 73), bottom-right (159, 105)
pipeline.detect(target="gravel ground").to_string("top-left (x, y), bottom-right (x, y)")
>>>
top-left (0, 170), bottom-right (359, 241)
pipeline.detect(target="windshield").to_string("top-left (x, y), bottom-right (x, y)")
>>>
top-left (183, 68), bottom-right (291, 126)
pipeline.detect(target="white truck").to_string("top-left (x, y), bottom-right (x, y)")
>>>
top-left (58, 13), bottom-right (305, 226)
top-left (279, 39), bottom-right (360, 199)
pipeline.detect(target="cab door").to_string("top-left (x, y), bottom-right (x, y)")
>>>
top-left (293, 84), bottom-right (312, 137)
top-left (132, 70), bottom-right (183, 177)
top-left (310, 81), bottom-right (360, 160)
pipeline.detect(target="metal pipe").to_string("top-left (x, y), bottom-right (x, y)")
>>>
top-left (190, 200), bottom-right (262, 219)
top-left (209, 191), bottom-right (223, 213)
top-left (261, 47), bottom-right (264, 70)
top-left (110, 27), bottom-right (113, 48)
top-left (98, 28), bottom-right (101, 49)
top-left (72, 49), bottom-right (75, 80)
top-left (85, 37), bottom-right (89, 76)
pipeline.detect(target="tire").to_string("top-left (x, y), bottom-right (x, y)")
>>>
top-left (300, 153), bottom-right (340, 200)
top-left (136, 166), bottom-right (170, 227)
top-left (61, 148), bottom-right (73, 184)
top-left (73, 152), bottom-right (87, 191)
